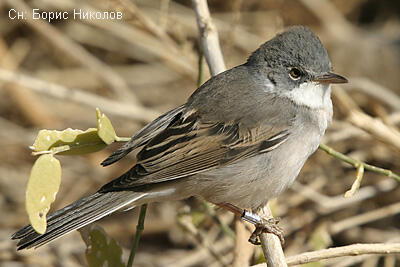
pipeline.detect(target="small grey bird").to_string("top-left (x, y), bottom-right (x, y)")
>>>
top-left (13, 26), bottom-right (347, 249)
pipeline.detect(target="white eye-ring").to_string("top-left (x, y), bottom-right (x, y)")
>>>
top-left (289, 68), bottom-right (302, 80)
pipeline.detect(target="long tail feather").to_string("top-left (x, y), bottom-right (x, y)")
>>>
top-left (12, 191), bottom-right (146, 250)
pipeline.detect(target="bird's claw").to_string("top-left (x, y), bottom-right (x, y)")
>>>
top-left (248, 217), bottom-right (284, 245)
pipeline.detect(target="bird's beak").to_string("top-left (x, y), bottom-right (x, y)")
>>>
top-left (312, 72), bottom-right (348, 84)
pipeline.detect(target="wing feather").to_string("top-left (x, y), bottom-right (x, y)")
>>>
top-left (99, 110), bottom-right (290, 192)
top-left (101, 105), bottom-right (185, 166)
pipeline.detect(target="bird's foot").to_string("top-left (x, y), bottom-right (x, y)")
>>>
top-left (215, 203), bottom-right (284, 245)
top-left (247, 216), bottom-right (284, 245)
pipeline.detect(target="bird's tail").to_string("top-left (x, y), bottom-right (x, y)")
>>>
top-left (12, 191), bottom-right (146, 250)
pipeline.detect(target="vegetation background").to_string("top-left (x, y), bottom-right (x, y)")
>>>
top-left (0, 0), bottom-right (399, 266)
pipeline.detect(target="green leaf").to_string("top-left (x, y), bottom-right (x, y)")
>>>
top-left (31, 128), bottom-right (107, 155)
top-left (85, 226), bottom-right (125, 267)
top-left (96, 108), bottom-right (117, 145)
top-left (26, 154), bottom-right (61, 234)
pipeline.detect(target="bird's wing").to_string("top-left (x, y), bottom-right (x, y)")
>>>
top-left (101, 105), bottom-right (185, 166)
top-left (99, 109), bottom-right (290, 192)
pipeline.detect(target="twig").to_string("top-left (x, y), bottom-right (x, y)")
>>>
top-left (232, 218), bottom-right (254, 267)
top-left (127, 204), bottom-right (147, 267)
top-left (191, 1), bottom-right (286, 265)
top-left (198, 51), bottom-right (204, 86)
top-left (258, 205), bottom-right (288, 267)
top-left (332, 86), bottom-right (400, 152)
top-left (171, 236), bottom-right (233, 267)
top-left (78, 3), bottom-right (196, 78)
top-left (330, 202), bottom-right (400, 235)
top-left (348, 109), bottom-right (400, 151)
top-left (0, 38), bottom-right (57, 127)
top-left (344, 164), bottom-right (364, 197)
top-left (299, 0), bottom-right (355, 41)
top-left (0, 68), bottom-right (160, 122)
top-left (191, 0), bottom-right (226, 76)
top-left (251, 243), bottom-right (400, 266)
top-left (5, 0), bottom-right (137, 103)
top-left (291, 179), bottom-right (398, 214)
top-left (319, 143), bottom-right (400, 183)
top-left (329, 254), bottom-right (376, 267)
top-left (285, 243), bottom-right (400, 266)
top-left (202, 202), bottom-right (235, 239)
top-left (349, 77), bottom-right (400, 111)
top-left (116, 0), bottom-right (177, 51)
top-left (178, 215), bottom-right (228, 266)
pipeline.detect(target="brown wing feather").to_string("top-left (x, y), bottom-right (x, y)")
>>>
top-left (99, 110), bottom-right (289, 192)
top-left (101, 105), bottom-right (185, 166)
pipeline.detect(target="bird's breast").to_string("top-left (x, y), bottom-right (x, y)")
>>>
top-left (194, 105), bottom-right (332, 210)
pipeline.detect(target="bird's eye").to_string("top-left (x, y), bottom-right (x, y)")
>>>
top-left (289, 68), bottom-right (302, 80)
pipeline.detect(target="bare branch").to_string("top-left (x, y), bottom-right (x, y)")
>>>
top-left (191, 0), bottom-right (226, 76)
top-left (285, 243), bottom-right (400, 266)
top-left (191, 1), bottom-right (286, 265)
top-left (5, 0), bottom-right (138, 103)
top-left (258, 205), bottom-right (288, 267)
top-left (232, 218), bottom-right (254, 267)
top-left (330, 202), bottom-right (400, 235)
top-left (251, 243), bottom-right (400, 266)
top-left (178, 215), bottom-right (229, 266)
top-left (0, 68), bottom-right (160, 122)
top-left (349, 77), bottom-right (400, 111)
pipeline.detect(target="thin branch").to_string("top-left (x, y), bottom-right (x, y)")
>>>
top-left (319, 143), bottom-right (400, 183)
top-left (0, 68), bottom-right (160, 123)
top-left (291, 179), bottom-right (398, 214)
top-left (348, 109), bottom-right (400, 151)
top-left (259, 205), bottom-right (288, 267)
top-left (178, 215), bottom-right (228, 266)
top-left (127, 204), bottom-right (148, 267)
top-left (5, 0), bottom-right (137, 103)
top-left (79, 3), bottom-right (197, 78)
top-left (251, 243), bottom-right (400, 266)
top-left (202, 202), bottom-right (235, 239)
top-left (299, 0), bottom-right (355, 41)
top-left (349, 77), bottom-right (400, 111)
top-left (191, 1), bottom-right (286, 265)
top-left (116, 0), bottom-right (178, 51)
top-left (344, 164), bottom-right (364, 198)
top-left (171, 236), bottom-right (233, 267)
top-left (330, 202), bottom-right (400, 235)
top-left (232, 218), bottom-right (254, 267)
top-left (332, 86), bottom-right (400, 152)
top-left (285, 243), bottom-right (400, 266)
top-left (0, 36), bottom-right (57, 127)
top-left (191, 0), bottom-right (226, 76)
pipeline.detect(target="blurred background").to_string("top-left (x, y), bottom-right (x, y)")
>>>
top-left (1, 0), bottom-right (400, 266)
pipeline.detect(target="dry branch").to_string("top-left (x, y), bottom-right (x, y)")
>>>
top-left (232, 218), bottom-right (254, 267)
top-left (0, 68), bottom-right (160, 122)
top-left (191, 0), bottom-right (226, 76)
top-left (0, 38), bottom-right (57, 127)
top-left (330, 202), bottom-right (400, 235)
top-left (191, 1), bottom-right (286, 265)
top-left (285, 243), bottom-right (400, 266)
top-left (259, 206), bottom-right (288, 267)
top-left (178, 215), bottom-right (229, 266)
top-left (5, 0), bottom-right (138, 104)
top-left (349, 77), bottom-right (400, 111)
top-left (251, 243), bottom-right (400, 266)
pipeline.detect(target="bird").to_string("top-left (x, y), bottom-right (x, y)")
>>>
top-left (12, 25), bottom-right (347, 250)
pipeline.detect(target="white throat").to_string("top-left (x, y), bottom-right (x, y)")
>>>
top-left (283, 82), bottom-right (332, 109)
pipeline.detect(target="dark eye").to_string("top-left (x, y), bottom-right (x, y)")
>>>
top-left (289, 68), bottom-right (302, 80)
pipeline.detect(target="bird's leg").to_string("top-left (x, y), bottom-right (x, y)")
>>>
top-left (215, 202), bottom-right (284, 245)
